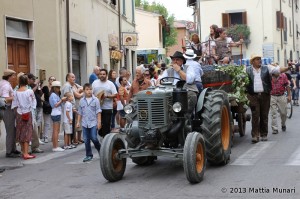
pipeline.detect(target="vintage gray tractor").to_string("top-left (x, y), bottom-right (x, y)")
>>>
top-left (100, 77), bottom-right (232, 183)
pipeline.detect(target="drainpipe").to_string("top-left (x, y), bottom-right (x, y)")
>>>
top-left (197, 0), bottom-right (201, 40)
top-left (66, 0), bottom-right (71, 72)
top-left (280, 0), bottom-right (283, 50)
top-left (117, 0), bottom-right (122, 69)
top-left (292, 0), bottom-right (295, 51)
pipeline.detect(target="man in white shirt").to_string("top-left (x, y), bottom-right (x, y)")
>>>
top-left (92, 69), bottom-right (117, 137)
top-left (183, 49), bottom-right (203, 93)
top-left (246, 54), bottom-right (292, 143)
top-left (0, 69), bottom-right (21, 158)
top-left (160, 51), bottom-right (198, 115)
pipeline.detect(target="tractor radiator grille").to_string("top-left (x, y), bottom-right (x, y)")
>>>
top-left (137, 98), bottom-right (166, 128)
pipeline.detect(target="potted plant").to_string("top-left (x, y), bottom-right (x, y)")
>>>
top-left (227, 24), bottom-right (251, 47)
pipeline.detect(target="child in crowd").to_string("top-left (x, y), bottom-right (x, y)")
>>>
top-left (49, 81), bottom-right (66, 152)
top-left (63, 92), bottom-right (76, 149)
top-left (76, 83), bottom-right (102, 162)
top-left (118, 76), bottom-right (128, 128)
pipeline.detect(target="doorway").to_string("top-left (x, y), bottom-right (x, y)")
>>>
top-left (7, 38), bottom-right (30, 87)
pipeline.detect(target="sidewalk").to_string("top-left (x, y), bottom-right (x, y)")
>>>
top-left (0, 134), bottom-right (82, 171)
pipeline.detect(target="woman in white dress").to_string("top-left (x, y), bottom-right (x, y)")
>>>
top-left (12, 75), bottom-right (37, 160)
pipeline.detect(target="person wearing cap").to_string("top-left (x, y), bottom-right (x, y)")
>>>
top-left (27, 73), bottom-right (44, 153)
top-left (49, 81), bottom-right (67, 152)
top-left (160, 51), bottom-right (198, 115)
top-left (246, 54), bottom-right (292, 143)
top-left (0, 69), bottom-right (21, 158)
top-left (183, 49), bottom-right (204, 93)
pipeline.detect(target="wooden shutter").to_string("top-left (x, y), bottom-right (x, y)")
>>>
top-left (222, 13), bottom-right (230, 28)
top-left (242, 12), bottom-right (247, 24)
top-left (276, 11), bottom-right (284, 29)
top-left (276, 11), bottom-right (281, 29)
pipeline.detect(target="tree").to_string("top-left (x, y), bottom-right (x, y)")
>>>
top-left (135, 0), bottom-right (177, 48)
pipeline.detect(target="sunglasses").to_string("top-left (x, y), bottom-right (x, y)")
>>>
top-left (144, 73), bottom-right (150, 76)
top-left (49, 78), bottom-right (56, 81)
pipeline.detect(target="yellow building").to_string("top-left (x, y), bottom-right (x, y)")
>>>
top-left (0, 0), bottom-right (137, 151)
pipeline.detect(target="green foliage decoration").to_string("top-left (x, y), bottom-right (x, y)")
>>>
top-left (227, 24), bottom-right (250, 42)
top-left (216, 65), bottom-right (250, 104)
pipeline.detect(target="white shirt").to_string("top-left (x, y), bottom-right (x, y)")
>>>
top-left (252, 65), bottom-right (281, 93)
top-left (92, 79), bottom-right (117, 110)
top-left (160, 64), bottom-right (196, 85)
top-left (186, 59), bottom-right (203, 82)
top-left (0, 80), bottom-right (13, 105)
top-left (11, 89), bottom-right (37, 114)
top-left (63, 101), bottom-right (73, 123)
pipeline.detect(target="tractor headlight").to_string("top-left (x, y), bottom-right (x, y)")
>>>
top-left (172, 102), bottom-right (182, 113)
top-left (124, 104), bottom-right (133, 114)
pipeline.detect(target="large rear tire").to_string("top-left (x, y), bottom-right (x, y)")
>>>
top-left (100, 133), bottom-right (126, 182)
top-left (183, 132), bottom-right (206, 183)
top-left (200, 90), bottom-right (232, 165)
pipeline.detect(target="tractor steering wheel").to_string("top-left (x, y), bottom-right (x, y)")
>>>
top-left (160, 77), bottom-right (186, 89)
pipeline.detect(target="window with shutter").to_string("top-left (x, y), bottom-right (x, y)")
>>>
top-left (284, 16), bottom-right (287, 42)
top-left (276, 11), bottom-right (281, 29)
top-left (187, 0), bottom-right (197, 6)
top-left (222, 13), bottom-right (229, 27)
top-left (289, 20), bottom-right (292, 36)
top-left (222, 12), bottom-right (247, 27)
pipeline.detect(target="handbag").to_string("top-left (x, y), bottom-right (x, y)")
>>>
top-left (15, 91), bottom-right (31, 121)
top-left (21, 112), bottom-right (30, 121)
top-left (43, 101), bottom-right (52, 114)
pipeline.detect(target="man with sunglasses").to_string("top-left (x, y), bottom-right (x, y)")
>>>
top-left (246, 55), bottom-right (292, 143)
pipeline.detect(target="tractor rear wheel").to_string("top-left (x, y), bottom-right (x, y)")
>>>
top-left (183, 132), bottom-right (206, 183)
top-left (100, 133), bottom-right (127, 182)
top-left (200, 90), bottom-right (232, 165)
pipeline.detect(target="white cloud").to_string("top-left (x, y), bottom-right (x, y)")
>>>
top-left (149, 0), bottom-right (194, 21)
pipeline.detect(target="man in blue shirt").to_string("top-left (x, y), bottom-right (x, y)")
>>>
top-left (89, 66), bottom-right (100, 84)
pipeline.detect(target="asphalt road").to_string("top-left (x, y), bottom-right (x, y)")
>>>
top-left (1, 106), bottom-right (300, 199)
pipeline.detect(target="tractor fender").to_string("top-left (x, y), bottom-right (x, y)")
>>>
top-left (196, 88), bottom-right (212, 113)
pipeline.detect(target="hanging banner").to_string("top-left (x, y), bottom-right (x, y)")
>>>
top-left (122, 32), bottom-right (138, 46)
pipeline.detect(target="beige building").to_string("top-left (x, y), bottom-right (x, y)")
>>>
top-left (200, 0), bottom-right (300, 65)
top-left (135, 9), bottom-right (166, 64)
top-left (167, 20), bottom-right (191, 58)
top-left (0, 0), bottom-right (137, 151)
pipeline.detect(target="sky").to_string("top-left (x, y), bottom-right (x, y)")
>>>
top-left (149, 0), bottom-right (194, 21)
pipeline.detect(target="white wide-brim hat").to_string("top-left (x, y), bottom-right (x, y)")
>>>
top-left (52, 81), bottom-right (61, 87)
top-left (183, 49), bottom-right (197, 59)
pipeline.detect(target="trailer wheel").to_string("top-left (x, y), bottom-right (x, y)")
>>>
top-left (100, 133), bottom-right (126, 182)
top-left (183, 132), bottom-right (206, 183)
top-left (200, 90), bottom-right (232, 165)
top-left (131, 156), bottom-right (156, 166)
